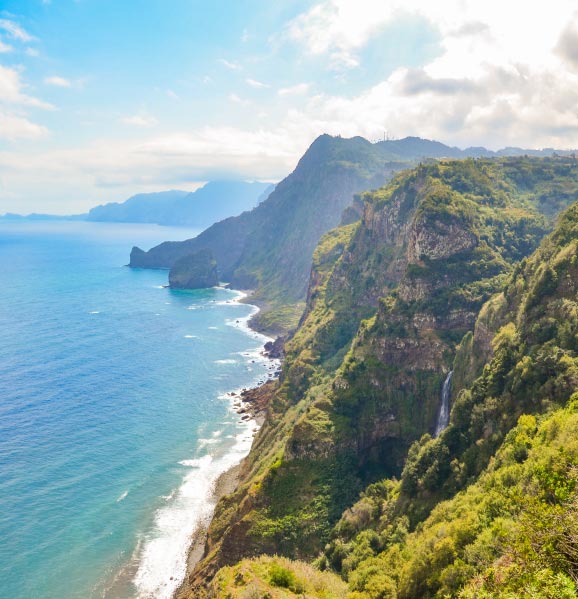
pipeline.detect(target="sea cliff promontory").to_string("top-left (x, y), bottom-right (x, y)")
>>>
top-left (168, 249), bottom-right (219, 289)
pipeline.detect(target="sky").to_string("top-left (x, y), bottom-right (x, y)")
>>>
top-left (1, 0), bottom-right (578, 213)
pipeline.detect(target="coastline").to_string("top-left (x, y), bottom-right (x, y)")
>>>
top-left (176, 463), bottom-right (242, 593)
top-left (171, 288), bottom-right (281, 599)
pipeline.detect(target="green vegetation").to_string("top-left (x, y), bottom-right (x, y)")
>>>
top-left (323, 404), bottom-right (578, 599)
top-left (397, 200), bottom-right (578, 524)
top-left (250, 302), bottom-right (306, 338)
top-left (208, 556), bottom-right (347, 598)
top-left (177, 156), bottom-right (578, 599)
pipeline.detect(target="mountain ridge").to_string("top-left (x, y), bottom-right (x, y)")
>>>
top-left (1, 181), bottom-right (273, 229)
top-left (130, 135), bottom-right (576, 335)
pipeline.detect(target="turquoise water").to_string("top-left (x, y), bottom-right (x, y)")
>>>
top-left (0, 221), bottom-right (274, 599)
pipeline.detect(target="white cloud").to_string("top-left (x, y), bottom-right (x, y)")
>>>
top-left (166, 89), bottom-right (180, 100)
top-left (0, 125), bottom-right (304, 211)
top-left (0, 37), bottom-right (13, 53)
top-left (218, 58), bottom-right (241, 70)
top-left (0, 64), bottom-right (53, 109)
top-left (44, 75), bottom-right (72, 88)
top-left (0, 19), bottom-right (34, 43)
top-left (278, 0), bottom-right (578, 149)
top-left (25, 47), bottom-right (39, 57)
top-left (246, 78), bottom-right (269, 89)
top-left (0, 64), bottom-right (51, 142)
top-left (121, 113), bottom-right (158, 127)
top-left (556, 17), bottom-right (578, 71)
top-left (285, 0), bottom-right (395, 68)
top-left (0, 109), bottom-right (48, 140)
top-left (278, 83), bottom-right (310, 96)
top-left (228, 93), bottom-right (250, 105)
top-left (285, 0), bottom-right (577, 74)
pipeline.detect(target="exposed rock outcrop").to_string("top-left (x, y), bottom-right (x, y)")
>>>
top-left (168, 249), bottom-right (218, 289)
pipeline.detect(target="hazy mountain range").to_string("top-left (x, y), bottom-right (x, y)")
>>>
top-left (1, 180), bottom-right (274, 229)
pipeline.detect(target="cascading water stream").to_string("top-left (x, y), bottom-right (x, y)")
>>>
top-left (435, 371), bottom-right (453, 437)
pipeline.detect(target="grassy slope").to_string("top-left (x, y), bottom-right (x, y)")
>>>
top-left (208, 556), bottom-right (347, 599)
top-left (327, 404), bottom-right (578, 599)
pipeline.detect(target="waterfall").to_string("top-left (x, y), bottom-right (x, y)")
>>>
top-left (435, 371), bottom-right (453, 437)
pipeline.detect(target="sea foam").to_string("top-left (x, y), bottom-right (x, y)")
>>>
top-left (132, 290), bottom-right (277, 599)
top-left (132, 427), bottom-right (256, 599)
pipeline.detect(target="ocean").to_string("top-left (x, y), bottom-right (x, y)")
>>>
top-left (0, 221), bottom-right (276, 599)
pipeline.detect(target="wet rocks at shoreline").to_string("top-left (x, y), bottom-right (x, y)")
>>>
top-left (263, 336), bottom-right (285, 360)
top-left (228, 380), bottom-right (278, 423)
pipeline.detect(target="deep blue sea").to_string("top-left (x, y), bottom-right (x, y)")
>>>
top-left (0, 221), bottom-right (276, 599)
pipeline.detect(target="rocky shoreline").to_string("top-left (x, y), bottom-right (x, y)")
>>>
top-left (173, 332), bottom-right (284, 598)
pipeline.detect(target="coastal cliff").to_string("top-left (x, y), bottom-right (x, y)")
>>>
top-left (131, 135), bottom-right (413, 334)
top-left (168, 249), bottom-right (218, 289)
top-left (132, 136), bottom-right (565, 336)
top-left (174, 156), bottom-right (578, 598)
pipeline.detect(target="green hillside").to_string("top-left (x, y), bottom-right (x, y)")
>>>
top-left (175, 156), bottom-right (578, 599)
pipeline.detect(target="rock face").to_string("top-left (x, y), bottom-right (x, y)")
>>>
top-left (168, 249), bottom-right (218, 289)
top-left (263, 336), bottom-right (285, 359)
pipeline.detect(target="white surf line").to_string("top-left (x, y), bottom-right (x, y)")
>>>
top-left (132, 287), bottom-right (279, 599)
top-left (132, 427), bottom-right (257, 599)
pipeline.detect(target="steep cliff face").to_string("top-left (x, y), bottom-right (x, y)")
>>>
top-left (135, 135), bottom-right (562, 335)
top-left (321, 198), bottom-right (578, 599)
top-left (397, 199), bottom-right (578, 521)
top-left (285, 161), bottom-right (552, 485)
top-left (177, 156), bottom-right (578, 598)
top-left (168, 249), bottom-right (218, 289)
top-left (131, 135), bottom-right (410, 332)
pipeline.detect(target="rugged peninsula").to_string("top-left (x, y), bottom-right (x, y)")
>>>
top-left (132, 137), bottom-right (570, 334)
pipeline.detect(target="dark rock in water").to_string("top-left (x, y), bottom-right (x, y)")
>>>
top-left (263, 336), bottom-right (286, 359)
top-left (168, 249), bottom-right (219, 289)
